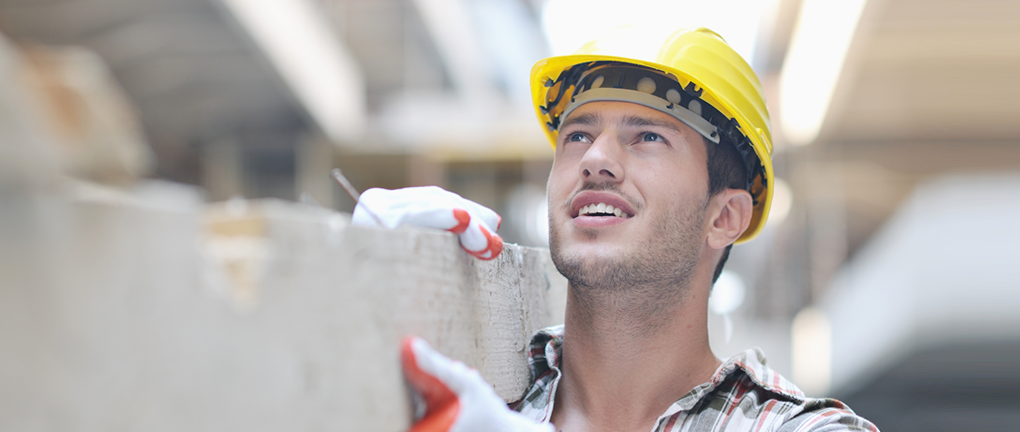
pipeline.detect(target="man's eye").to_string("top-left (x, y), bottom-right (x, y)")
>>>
top-left (567, 132), bottom-right (590, 143)
top-left (642, 132), bottom-right (664, 142)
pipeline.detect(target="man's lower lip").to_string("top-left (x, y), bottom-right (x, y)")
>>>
top-left (572, 215), bottom-right (629, 227)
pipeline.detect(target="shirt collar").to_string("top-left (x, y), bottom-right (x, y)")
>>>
top-left (526, 326), bottom-right (806, 412)
top-left (669, 347), bottom-right (806, 413)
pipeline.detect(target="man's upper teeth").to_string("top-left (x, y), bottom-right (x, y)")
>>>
top-left (579, 203), bottom-right (629, 217)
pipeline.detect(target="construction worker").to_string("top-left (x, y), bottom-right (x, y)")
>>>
top-left (355, 26), bottom-right (877, 432)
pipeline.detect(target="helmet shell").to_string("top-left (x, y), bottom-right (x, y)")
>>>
top-left (530, 25), bottom-right (774, 243)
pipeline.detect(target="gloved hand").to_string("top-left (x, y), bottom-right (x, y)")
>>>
top-left (402, 336), bottom-right (555, 432)
top-left (352, 186), bottom-right (504, 260)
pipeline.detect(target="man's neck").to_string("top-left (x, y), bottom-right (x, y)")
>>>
top-left (551, 280), bottom-right (721, 432)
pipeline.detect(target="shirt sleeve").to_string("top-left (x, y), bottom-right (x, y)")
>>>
top-left (778, 399), bottom-right (879, 432)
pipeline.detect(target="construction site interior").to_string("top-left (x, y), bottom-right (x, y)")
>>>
top-left (1, 0), bottom-right (1018, 431)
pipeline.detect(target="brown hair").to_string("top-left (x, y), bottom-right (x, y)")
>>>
top-left (705, 133), bottom-right (749, 283)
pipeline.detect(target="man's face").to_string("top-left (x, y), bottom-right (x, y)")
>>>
top-left (547, 101), bottom-right (712, 290)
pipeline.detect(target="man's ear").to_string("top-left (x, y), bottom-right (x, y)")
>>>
top-left (706, 189), bottom-right (753, 250)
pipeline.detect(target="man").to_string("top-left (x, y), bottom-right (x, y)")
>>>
top-left (356, 26), bottom-right (877, 432)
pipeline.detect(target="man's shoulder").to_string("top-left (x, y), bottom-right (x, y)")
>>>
top-left (771, 398), bottom-right (879, 432)
top-left (695, 348), bottom-right (878, 432)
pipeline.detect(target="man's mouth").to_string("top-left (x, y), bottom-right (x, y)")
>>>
top-left (577, 202), bottom-right (632, 218)
top-left (570, 191), bottom-right (637, 222)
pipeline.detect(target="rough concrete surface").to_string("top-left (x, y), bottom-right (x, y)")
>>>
top-left (0, 187), bottom-right (567, 432)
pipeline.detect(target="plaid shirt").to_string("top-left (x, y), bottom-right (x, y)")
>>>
top-left (511, 326), bottom-right (878, 432)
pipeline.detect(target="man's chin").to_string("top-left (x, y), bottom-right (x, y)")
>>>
top-left (548, 221), bottom-right (649, 288)
top-left (549, 246), bottom-right (629, 290)
top-left (549, 234), bottom-right (698, 290)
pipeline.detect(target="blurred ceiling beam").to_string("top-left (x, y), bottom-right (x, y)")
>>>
top-left (749, 0), bottom-right (1020, 318)
top-left (0, 0), bottom-right (308, 185)
top-left (410, 0), bottom-right (500, 103)
top-left (217, 0), bottom-right (365, 143)
top-left (366, 0), bottom-right (549, 159)
top-left (819, 0), bottom-right (1020, 145)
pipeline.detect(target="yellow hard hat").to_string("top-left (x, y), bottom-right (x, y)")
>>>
top-left (530, 25), bottom-right (773, 243)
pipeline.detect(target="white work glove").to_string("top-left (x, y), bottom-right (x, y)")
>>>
top-left (352, 186), bottom-right (504, 260)
top-left (401, 336), bottom-right (555, 432)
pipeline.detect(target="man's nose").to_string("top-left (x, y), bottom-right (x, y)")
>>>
top-left (579, 134), bottom-right (625, 183)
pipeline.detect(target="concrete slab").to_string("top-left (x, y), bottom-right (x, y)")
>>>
top-left (0, 192), bottom-right (567, 431)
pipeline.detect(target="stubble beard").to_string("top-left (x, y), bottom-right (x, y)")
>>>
top-left (549, 190), bottom-right (708, 333)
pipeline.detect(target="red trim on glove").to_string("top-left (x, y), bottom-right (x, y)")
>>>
top-left (466, 226), bottom-right (504, 261)
top-left (401, 337), bottom-right (460, 432)
top-left (449, 209), bottom-right (471, 234)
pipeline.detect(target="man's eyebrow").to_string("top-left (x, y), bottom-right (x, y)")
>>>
top-left (622, 115), bottom-right (684, 133)
top-left (560, 112), bottom-right (601, 130)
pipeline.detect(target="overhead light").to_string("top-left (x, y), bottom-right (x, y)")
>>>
top-left (504, 184), bottom-right (550, 247)
top-left (710, 270), bottom-right (747, 343)
top-left (792, 307), bottom-right (832, 396)
top-left (767, 177), bottom-right (794, 227)
top-left (779, 0), bottom-right (867, 146)
top-left (710, 271), bottom-right (747, 316)
top-left (540, 0), bottom-right (767, 64)
top-left (219, 0), bottom-right (365, 142)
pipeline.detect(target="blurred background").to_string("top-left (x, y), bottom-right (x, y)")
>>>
top-left (1, 0), bottom-right (1018, 430)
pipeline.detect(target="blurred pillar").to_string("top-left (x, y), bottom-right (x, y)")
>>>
top-left (407, 154), bottom-right (446, 188)
top-left (807, 162), bottom-right (847, 300)
top-left (202, 137), bottom-right (243, 201)
top-left (446, 162), bottom-right (500, 212)
top-left (523, 158), bottom-right (552, 186)
top-left (296, 134), bottom-right (335, 208)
